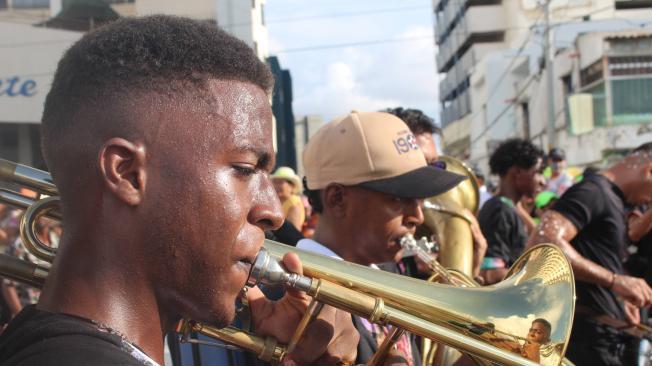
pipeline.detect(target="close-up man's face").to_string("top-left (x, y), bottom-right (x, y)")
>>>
top-left (139, 79), bottom-right (283, 327)
top-left (272, 179), bottom-right (294, 200)
top-left (516, 158), bottom-right (543, 198)
top-left (527, 321), bottom-right (550, 344)
top-left (344, 186), bottom-right (424, 264)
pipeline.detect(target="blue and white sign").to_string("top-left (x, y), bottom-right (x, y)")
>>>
top-left (0, 76), bottom-right (37, 97)
top-left (0, 22), bottom-right (80, 124)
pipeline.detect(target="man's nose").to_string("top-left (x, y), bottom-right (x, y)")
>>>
top-left (250, 177), bottom-right (285, 231)
top-left (404, 198), bottom-right (425, 229)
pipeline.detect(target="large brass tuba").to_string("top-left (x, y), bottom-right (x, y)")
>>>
top-left (0, 158), bottom-right (575, 366)
top-left (416, 155), bottom-right (481, 365)
top-left (419, 155), bottom-right (480, 276)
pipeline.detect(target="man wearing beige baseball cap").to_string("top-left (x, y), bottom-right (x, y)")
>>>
top-left (297, 111), bottom-right (466, 365)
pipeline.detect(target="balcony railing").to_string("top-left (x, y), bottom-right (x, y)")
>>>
top-left (439, 48), bottom-right (476, 101)
top-left (441, 89), bottom-right (471, 128)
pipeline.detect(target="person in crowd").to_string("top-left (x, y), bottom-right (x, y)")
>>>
top-left (474, 168), bottom-right (493, 209)
top-left (622, 204), bottom-right (652, 365)
top-left (384, 107), bottom-right (487, 279)
top-left (300, 111), bottom-right (466, 365)
top-left (271, 166), bottom-right (305, 231)
top-left (528, 142), bottom-right (652, 366)
top-left (545, 148), bottom-right (574, 196)
top-left (478, 138), bottom-right (544, 285)
top-left (383, 107), bottom-right (441, 164)
top-left (520, 318), bottom-right (552, 363)
top-left (0, 16), bottom-right (358, 366)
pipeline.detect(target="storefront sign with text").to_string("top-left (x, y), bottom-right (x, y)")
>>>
top-left (0, 76), bottom-right (37, 97)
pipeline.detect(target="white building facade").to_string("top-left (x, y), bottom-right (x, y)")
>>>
top-left (294, 115), bottom-right (324, 177)
top-left (0, 0), bottom-right (269, 167)
top-left (433, 0), bottom-right (652, 173)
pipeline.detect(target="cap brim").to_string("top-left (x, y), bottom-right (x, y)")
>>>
top-left (357, 166), bottom-right (467, 199)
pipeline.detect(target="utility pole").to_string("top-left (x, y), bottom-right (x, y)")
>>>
top-left (544, 0), bottom-right (557, 149)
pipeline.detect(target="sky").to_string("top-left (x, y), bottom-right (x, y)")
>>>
top-left (264, 0), bottom-right (440, 123)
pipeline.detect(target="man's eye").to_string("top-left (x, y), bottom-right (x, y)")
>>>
top-left (232, 165), bottom-right (256, 176)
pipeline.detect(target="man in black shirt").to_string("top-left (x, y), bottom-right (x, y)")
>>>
top-left (478, 139), bottom-right (544, 284)
top-left (529, 143), bottom-right (652, 366)
top-left (0, 16), bottom-right (358, 366)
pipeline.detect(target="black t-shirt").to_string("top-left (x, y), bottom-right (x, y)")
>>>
top-left (551, 173), bottom-right (627, 320)
top-left (478, 196), bottom-right (528, 267)
top-left (0, 305), bottom-right (145, 366)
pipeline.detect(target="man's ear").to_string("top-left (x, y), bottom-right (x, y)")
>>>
top-left (323, 184), bottom-right (347, 218)
top-left (99, 138), bottom-right (146, 206)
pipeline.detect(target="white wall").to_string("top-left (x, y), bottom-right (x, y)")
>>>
top-left (136, 0), bottom-right (216, 20)
top-left (216, 0), bottom-right (268, 59)
top-left (0, 22), bottom-right (80, 124)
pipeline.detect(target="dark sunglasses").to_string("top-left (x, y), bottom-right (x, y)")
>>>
top-left (429, 160), bottom-right (447, 170)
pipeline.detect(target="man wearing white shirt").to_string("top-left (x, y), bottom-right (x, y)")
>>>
top-left (298, 111), bottom-right (466, 365)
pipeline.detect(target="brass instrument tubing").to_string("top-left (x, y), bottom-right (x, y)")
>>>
top-left (287, 299), bottom-right (324, 354)
top-left (0, 158), bottom-right (58, 196)
top-left (367, 327), bottom-right (405, 366)
top-left (187, 322), bottom-right (286, 363)
top-left (0, 254), bottom-right (47, 288)
top-left (291, 276), bottom-right (538, 366)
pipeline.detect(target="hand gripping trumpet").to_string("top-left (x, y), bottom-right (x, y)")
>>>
top-left (0, 158), bottom-right (576, 366)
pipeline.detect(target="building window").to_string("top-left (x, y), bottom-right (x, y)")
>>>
top-left (580, 59), bottom-right (604, 87)
top-left (611, 77), bottom-right (652, 125)
top-left (615, 0), bottom-right (652, 9)
top-left (609, 55), bottom-right (652, 77)
top-left (521, 102), bottom-right (530, 139)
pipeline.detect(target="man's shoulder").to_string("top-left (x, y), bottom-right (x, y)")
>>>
top-left (0, 306), bottom-right (142, 366)
top-left (478, 196), bottom-right (516, 220)
top-left (2, 333), bottom-right (144, 366)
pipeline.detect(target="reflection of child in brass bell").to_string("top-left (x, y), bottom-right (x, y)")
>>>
top-left (521, 318), bottom-right (551, 363)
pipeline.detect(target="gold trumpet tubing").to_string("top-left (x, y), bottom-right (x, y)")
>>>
top-left (18, 196), bottom-right (60, 262)
top-left (0, 253), bottom-right (48, 288)
top-left (264, 240), bottom-right (575, 366)
top-left (400, 235), bottom-right (473, 287)
top-left (275, 274), bottom-right (538, 366)
top-left (367, 327), bottom-right (405, 366)
top-left (0, 189), bottom-right (62, 221)
top-left (177, 320), bottom-right (287, 363)
top-left (0, 158), bottom-right (58, 196)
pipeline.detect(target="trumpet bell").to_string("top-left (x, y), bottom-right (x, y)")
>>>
top-left (264, 240), bottom-right (575, 366)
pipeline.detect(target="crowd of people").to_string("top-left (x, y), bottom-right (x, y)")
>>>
top-left (0, 14), bottom-right (650, 366)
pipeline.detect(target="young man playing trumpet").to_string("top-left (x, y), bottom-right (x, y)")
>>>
top-left (300, 111), bottom-right (466, 365)
top-left (0, 16), bottom-right (357, 366)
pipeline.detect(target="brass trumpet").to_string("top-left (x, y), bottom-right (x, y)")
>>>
top-left (0, 158), bottom-right (575, 366)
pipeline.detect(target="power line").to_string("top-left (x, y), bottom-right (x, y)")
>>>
top-left (456, 3), bottom-right (643, 144)
top-left (471, 73), bottom-right (539, 145)
top-left (224, 4), bottom-right (431, 28)
top-left (441, 11), bottom-right (543, 133)
top-left (271, 34), bottom-right (434, 54)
